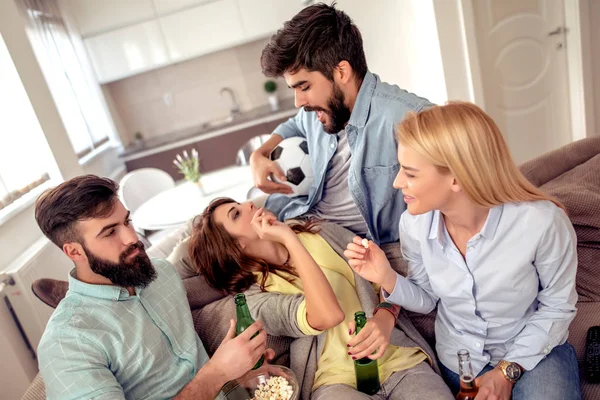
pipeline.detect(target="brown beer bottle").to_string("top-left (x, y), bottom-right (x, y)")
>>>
top-left (456, 349), bottom-right (478, 400)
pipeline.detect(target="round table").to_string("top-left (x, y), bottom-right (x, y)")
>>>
top-left (132, 165), bottom-right (253, 231)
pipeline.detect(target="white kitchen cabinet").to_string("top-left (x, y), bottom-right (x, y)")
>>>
top-left (65, 0), bottom-right (156, 36)
top-left (159, 0), bottom-right (245, 62)
top-left (84, 20), bottom-right (169, 83)
top-left (236, 0), bottom-right (303, 40)
top-left (151, 0), bottom-right (215, 15)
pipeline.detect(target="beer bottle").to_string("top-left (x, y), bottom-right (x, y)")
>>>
top-left (234, 293), bottom-right (264, 370)
top-left (456, 349), bottom-right (478, 400)
top-left (353, 311), bottom-right (381, 395)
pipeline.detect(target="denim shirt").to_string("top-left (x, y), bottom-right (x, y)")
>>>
top-left (265, 72), bottom-right (432, 244)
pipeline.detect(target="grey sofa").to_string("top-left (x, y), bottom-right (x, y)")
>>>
top-left (22, 137), bottom-right (600, 399)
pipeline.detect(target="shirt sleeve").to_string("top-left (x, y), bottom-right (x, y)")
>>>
top-left (383, 213), bottom-right (439, 313)
top-left (296, 299), bottom-right (326, 336)
top-left (39, 332), bottom-right (126, 400)
top-left (273, 110), bottom-right (307, 140)
top-left (504, 208), bottom-right (578, 370)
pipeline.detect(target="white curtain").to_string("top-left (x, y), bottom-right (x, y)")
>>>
top-left (18, 0), bottom-right (116, 157)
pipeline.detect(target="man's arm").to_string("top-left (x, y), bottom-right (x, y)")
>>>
top-left (175, 320), bottom-right (269, 399)
top-left (250, 111), bottom-right (307, 194)
top-left (38, 333), bottom-right (126, 400)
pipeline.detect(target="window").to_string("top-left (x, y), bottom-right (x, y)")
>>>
top-left (0, 33), bottom-right (56, 213)
top-left (21, 1), bottom-right (115, 159)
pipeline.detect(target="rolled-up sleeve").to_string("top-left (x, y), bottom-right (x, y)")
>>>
top-left (273, 110), bottom-right (306, 140)
top-left (383, 214), bottom-right (439, 314)
top-left (39, 332), bottom-right (125, 400)
top-left (504, 208), bottom-right (578, 370)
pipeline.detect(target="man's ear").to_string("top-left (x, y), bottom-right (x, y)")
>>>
top-left (63, 242), bottom-right (86, 262)
top-left (334, 60), bottom-right (353, 85)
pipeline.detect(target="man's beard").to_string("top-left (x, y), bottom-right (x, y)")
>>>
top-left (83, 241), bottom-right (157, 288)
top-left (305, 83), bottom-right (351, 134)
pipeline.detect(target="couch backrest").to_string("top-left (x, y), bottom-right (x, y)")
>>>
top-left (519, 137), bottom-right (600, 302)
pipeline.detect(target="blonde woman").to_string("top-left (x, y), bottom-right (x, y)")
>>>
top-left (345, 102), bottom-right (581, 400)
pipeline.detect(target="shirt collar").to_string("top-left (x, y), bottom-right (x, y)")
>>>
top-left (347, 71), bottom-right (377, 129)
top-left (428, 204), bottom-right (504, 244)
top-left (68, 269), bottom-right (139, 301)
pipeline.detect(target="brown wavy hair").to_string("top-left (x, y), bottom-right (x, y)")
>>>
top-left (188, 197), bottom-right (319, 295)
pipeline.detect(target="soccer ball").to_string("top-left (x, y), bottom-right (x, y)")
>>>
top-left (269, 137), bottom-right (314, 197)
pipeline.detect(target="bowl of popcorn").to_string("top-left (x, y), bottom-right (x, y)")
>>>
top-left (219, 365), bottom-right (299, 400)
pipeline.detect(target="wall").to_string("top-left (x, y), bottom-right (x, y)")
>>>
top-left (104, 38), bottom-right (293, 146)
top-left (336, 0), bottom-right (448, 105)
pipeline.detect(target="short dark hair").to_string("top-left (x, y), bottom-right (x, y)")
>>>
top-left (35, 175), bottom-right (119, 248)
top-left (261, 2), bottom-right (367, 82)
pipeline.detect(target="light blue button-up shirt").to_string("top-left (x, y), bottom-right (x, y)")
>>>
top-left (384, 201), bottom-right (578, 375)
top-left (38, 259), bottom-right (208, 400)
top-left (265, 71), bottom-right (432, 244)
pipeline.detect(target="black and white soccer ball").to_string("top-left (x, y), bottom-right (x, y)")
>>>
top-left (269, 137), bottom-right (314, 197)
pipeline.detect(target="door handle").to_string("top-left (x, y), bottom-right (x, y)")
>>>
top-left (548, 26), bottom-right (567, 36)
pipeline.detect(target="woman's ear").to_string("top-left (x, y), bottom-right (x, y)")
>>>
top-left (450, 177), bottom-right (462, 193)
top-left (237, 238), bottom-right (247, 250)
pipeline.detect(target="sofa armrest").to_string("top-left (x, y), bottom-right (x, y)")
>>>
top-left (21, 373), bottom-right (45, 400)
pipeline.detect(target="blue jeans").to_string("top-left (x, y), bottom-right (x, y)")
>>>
top-left (439, 342), bottom-right (582, 400)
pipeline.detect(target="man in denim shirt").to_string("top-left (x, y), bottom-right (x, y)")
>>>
top-left (250, 3), bottom-right (432, 245)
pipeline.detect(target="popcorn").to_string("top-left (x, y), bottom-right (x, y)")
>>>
top-left (252, 376), bottom-right (294, 400)
top-left (361, 238), bottom-right (369, 249)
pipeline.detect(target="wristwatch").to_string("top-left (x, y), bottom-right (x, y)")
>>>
top-left (496, 360), bottom-right (523, 383)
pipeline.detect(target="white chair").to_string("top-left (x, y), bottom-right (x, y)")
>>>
top-left (118, 168), bottom-right (175, 214)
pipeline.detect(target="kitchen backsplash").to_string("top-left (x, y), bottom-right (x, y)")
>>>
top-left (103, 38), bottom-right (293, 146)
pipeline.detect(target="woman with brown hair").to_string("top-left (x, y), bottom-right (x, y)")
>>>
top-left (345, 102), bottom-right (581, 400)
top-left (189, 198), bottom-right (453, 399)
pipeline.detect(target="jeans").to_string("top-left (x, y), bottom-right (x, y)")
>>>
top-left (439, 342), bottom-right (582, 400)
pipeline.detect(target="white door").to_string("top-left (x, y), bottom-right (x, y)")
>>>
top-left (472, 0), bottom-right (571, 164)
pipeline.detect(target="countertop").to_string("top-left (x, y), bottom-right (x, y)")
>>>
top-left (120, 98), bottom-right (297, 160)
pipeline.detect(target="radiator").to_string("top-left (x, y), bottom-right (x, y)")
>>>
top-left (2, 236), bottom-right (72, 354)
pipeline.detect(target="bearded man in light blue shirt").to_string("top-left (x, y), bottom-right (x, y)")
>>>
top-left (35, 175), bottom-right (271, 400)
top-left (250, 3), bottom-right (432, 246)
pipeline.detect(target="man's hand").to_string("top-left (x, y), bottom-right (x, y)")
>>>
top-left (205, 319), bottom-right (268, 382)
top-left (250, 151), bottom-right (293, 195)
top-left (347, 310), bottom-right (395, 360)
top-left (474, 368), bottom-right (513, 400)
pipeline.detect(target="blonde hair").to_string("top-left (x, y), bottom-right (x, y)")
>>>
top-left (396, 101), bottom-right (565, 211)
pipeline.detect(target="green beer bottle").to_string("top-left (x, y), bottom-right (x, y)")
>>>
top-left (353, 311), bottom-right (381, 395)
top-left (234, 293), bottom-right (264, 370)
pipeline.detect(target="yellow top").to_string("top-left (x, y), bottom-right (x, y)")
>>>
top-left (260, 233), bottom-right (428, 390)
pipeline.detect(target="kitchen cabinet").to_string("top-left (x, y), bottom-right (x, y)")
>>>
top-left (151, 0), bottom-right (215, 15)
top-left (84, 20), bottom-right (169, 83)
top-left (65, 0), bottom-right (156, 36)
top-left (236, 0), bottom-right (303, 41)
top-left (159, 0), bottom-right (244, 62)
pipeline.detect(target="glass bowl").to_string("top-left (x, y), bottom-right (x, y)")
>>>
top-left (218, 365), bottom-right (299, 400)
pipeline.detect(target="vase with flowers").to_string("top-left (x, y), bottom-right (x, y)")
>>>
top-left (173, 148), bottom-right (204, 194)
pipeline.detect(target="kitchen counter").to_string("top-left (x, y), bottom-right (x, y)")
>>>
top-left (120, 98), bottom-right (297, 161)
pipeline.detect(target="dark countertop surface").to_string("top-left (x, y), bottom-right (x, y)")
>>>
top-left (120, 98), bottom-right (297, 158)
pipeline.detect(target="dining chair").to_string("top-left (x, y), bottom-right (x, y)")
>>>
top-left (118, 168), bottom-right (176, 214)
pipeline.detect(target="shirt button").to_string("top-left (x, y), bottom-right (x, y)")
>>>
top-left (330, 143), bottom-right (335, 149)
top-left (476, 342), bottom-right (481, 348)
